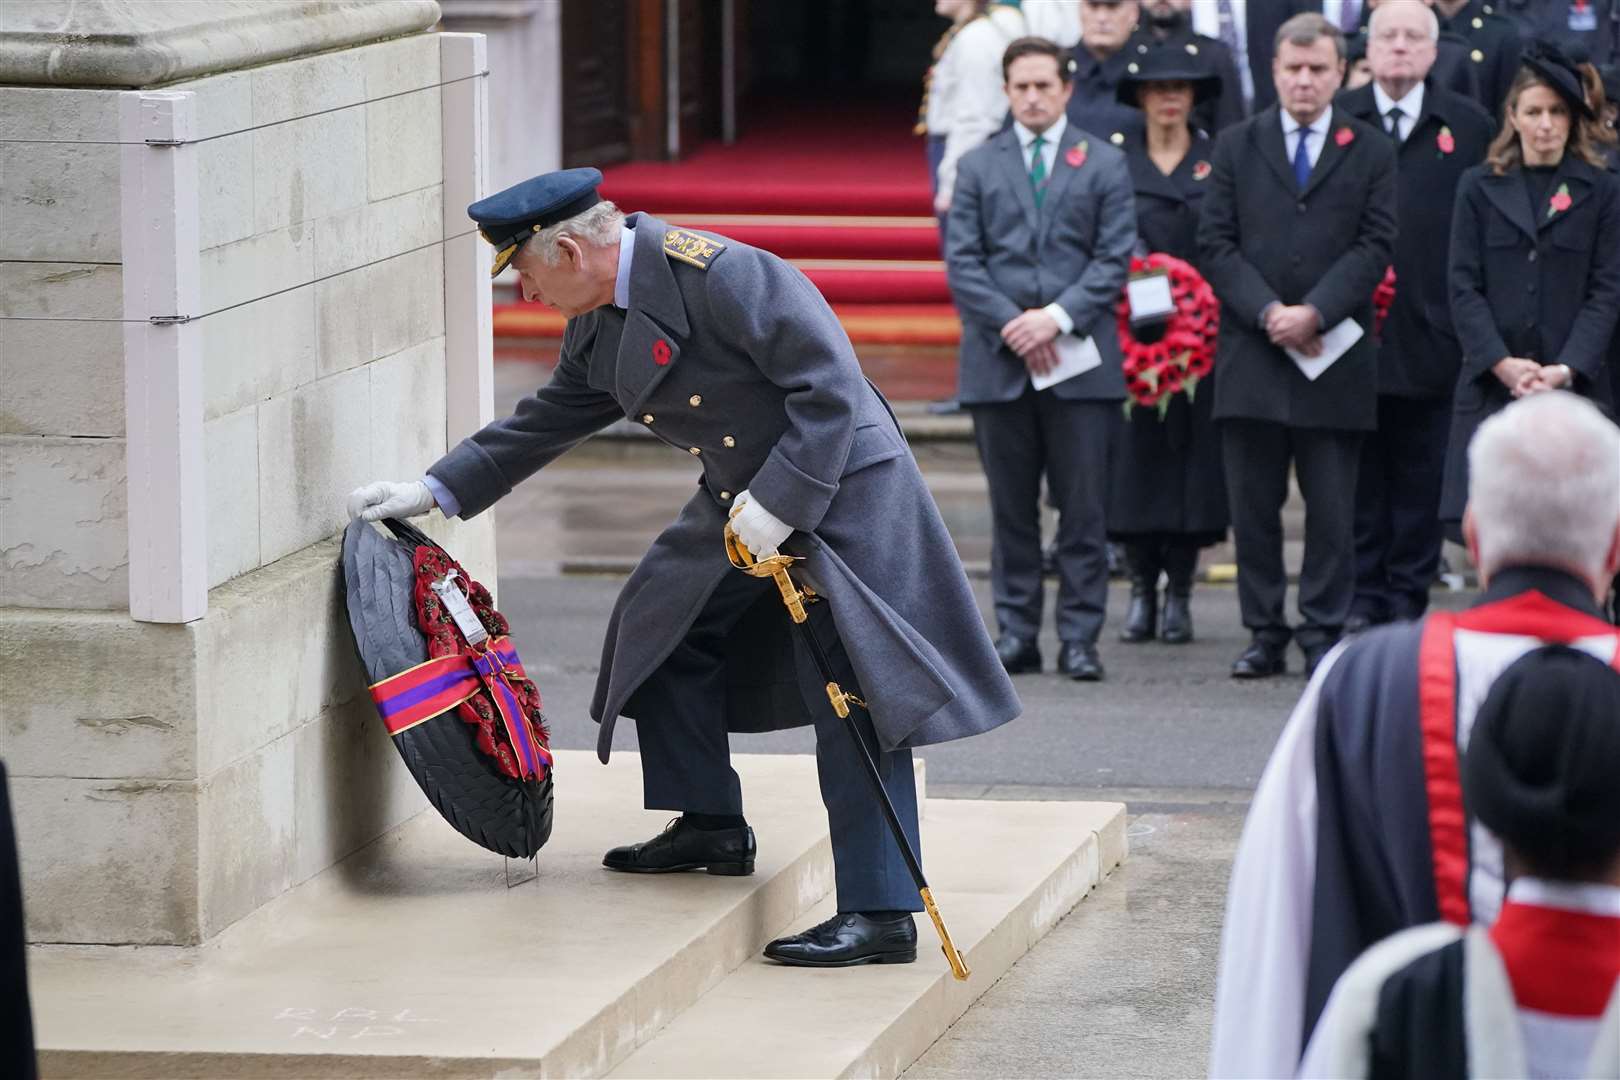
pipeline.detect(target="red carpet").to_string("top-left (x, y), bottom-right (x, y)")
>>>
top-left (495, 96), bottom-right (960, 351)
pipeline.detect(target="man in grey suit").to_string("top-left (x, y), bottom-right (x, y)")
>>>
top-left (348, 169), bottom-right (1021, 969)
top-left (947, 36), bottom-right (1137, 681)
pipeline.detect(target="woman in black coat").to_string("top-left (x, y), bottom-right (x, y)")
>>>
top-left (1106, 46), bottom-right (1228, 645)
top-left (1442, 46), bottom-right (1620, 533)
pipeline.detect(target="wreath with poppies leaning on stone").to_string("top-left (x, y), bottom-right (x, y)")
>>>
top-left (1115, 253), bottom-right (1218, 419)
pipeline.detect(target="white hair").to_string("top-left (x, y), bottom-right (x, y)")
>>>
top-left (529, 200), bottom-right (624, 266)
top-left (1368, 0), bottom-right (1439, 42)
top-left (1467, 393), bottom-right (1620, 580)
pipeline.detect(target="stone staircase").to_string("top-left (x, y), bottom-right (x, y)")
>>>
top-left (30, 752), bottom-right (1125, 1078)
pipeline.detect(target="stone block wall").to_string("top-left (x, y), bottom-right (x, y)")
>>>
top-left (1, 28), bottom-right (499, 945)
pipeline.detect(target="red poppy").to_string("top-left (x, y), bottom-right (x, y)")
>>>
top-left (1548, 183), bottom-right (1573, 218)
top-left (1436, 126), bottom-right (1455, 155)
top-left (1192, 160), bottom-right (1212, 181)
top-left (1067, 141), bottom-right (1089, 169)
top-left (1334, 126), bottom-right (1354, 147)
top-left (1372, 265), bottom-right (1397, 338)
top-left (652, 339), bottom-right (672, 365)
top-left (1115, 252), bottom-right (1219, 415)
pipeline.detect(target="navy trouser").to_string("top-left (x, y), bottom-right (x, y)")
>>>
top-left (1352, 394), bottom-right (1449, 623)
top-left (633, 567), bottom-right (922, 913)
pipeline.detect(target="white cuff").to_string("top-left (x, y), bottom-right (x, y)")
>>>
top-left (1042, 302), bottom-right (1074, 336)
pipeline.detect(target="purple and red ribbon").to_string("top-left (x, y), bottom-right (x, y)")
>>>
top-left (368, 636), bottom-right (551, 780)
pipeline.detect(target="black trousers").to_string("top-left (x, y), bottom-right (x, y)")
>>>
top-left (631, 568), bottom-right (922, 913)
top-left (1221, 419), bottom-right (1362, 649)
top-left (969, 390), bottom-right (1119, 643)
top-left (1352, 394), bottom-right (1450, 622)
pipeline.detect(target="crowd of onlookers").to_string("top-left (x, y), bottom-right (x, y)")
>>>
top-left (923, 0), bottom-right (1620, 684)
top-left (925, 5), bottom-right (1620, 1076)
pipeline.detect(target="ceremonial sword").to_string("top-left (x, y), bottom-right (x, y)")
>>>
top-left (722, 525), bottom-right (971, 981)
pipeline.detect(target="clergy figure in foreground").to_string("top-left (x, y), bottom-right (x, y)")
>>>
top-left (1208, 392), bottom-right (1620, 1078)
top-left (348, 169), bottom-right (1021, 968)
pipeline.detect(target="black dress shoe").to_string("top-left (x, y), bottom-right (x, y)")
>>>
top-left (603, 817), bottom-right (755, 876)
top-left (763, 911), bottom-right (918, 968)
top-left (995, 634), bottom-right (1042, 674)
top-left (1231, 639), bottom-right (1287, 679)
top-left (1300, 638), bottom-right (1339, 678)
top-left (1058, 640), bottom-right (1104, 681)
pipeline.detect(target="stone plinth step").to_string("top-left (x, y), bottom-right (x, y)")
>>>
top-left (32, 752), bottom-right (836, 1078)
top-left (608, 798), bottom-right (1127, 1079)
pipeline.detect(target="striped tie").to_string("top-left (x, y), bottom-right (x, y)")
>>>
top-left (1029, 135), bottom-right (1048, 207)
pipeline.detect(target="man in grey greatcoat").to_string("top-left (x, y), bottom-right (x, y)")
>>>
top-left (947, 35), bottom-right (1137, 682)
top-left (347, 168), bottom-right (1021, 968)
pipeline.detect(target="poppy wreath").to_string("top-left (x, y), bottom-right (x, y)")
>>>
top-left (411, 545), bottom-right (551, 782)
top-left (1115, 253), bottom-right (1219, 419)
top-left (1373, 265), bottom-right (1397, 339)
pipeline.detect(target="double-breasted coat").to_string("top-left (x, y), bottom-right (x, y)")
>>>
top-left (1439, 156), bottom-right (1620, 522)
top-left (1196, 106), bottom-right (1398, 431)
top-left (1107, 129), bottom-right (1229, 540)
top-left (428, 214), bottom-right (1022, 761)
top-left (1336, 81), bottom-right (1496, 400)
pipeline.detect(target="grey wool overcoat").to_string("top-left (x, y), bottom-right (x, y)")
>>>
top-left (427, 213), bottom-right (1022, 762)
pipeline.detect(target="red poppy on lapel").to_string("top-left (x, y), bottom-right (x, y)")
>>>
top-left (1437, 126), bottom-right (1455, 155)
top-left (1192, 160), bottom-right (1212, 181)
top-left (1334, 126), bottom-right (1354, 147)
top-left (1548, 182), bottom-right (1573, 218)
top-left (1066, 140), bottom-right (1089, 169)
top-left (652, 339), bottom-right (672, 365)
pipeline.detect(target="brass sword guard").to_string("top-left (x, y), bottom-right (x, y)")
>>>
top-left (724, 523), bottom-right (811, 623)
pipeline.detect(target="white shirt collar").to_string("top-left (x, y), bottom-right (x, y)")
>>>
top-left (1372, 80), bottom-right (1424, 124)
top-left (1014, 115), bottom-right (1067, 151)
top-left (1281, 105), bottom-right (1333, 139)
top-left (1508, 877), bottom-right (1620, 919)
top-left (612, 221), bottom-right (636, 310)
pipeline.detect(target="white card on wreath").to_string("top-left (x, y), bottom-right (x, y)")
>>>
top-left (1287, 318), bottom-right (1363, 381)
top-left (1126, 273), bottom-right (1175, 322)
top-left (1031, 333), bottom-right (1103, 391)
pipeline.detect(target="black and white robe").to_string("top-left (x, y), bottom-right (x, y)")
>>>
top-left (1209, 568), bottom-right (1620, 1078)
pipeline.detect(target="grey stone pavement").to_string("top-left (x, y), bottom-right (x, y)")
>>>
top-left (488, 362), bottom-right (1478, 1078)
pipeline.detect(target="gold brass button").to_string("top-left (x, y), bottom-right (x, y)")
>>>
top-left (1185, 42), bottom-right (1199, 55)
top-left (688, 394), bottom-right (702, 407)
top-left (1110, 131), bottom-right (1125, 145)
top-left (1127, 62), bottom-right (1139, 73)
top-left (642, 413), bottom-right (654, 424)
top-left (689, 447), bottom-right (701, 456)
top-left (720, 490), bottom-right (733, 500)
top-left (1471, 49), bottom-right (1484, 63)
top-left (1472, 16), bottom-right (1483, 28)
top-left (722, 435), bottom-right (736, 448)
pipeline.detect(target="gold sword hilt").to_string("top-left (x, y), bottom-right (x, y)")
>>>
top-left (723, 523), bottom-right (811, 624)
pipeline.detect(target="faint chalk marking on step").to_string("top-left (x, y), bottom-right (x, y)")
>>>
top-left (275, 1007), bottom-right (444, 1041)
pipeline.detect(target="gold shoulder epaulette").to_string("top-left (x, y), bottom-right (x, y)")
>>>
top-left (663, 228), bottom-right (726, 270)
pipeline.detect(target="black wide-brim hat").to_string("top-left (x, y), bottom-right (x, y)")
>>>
top-left (341, 518), bottom-right (554, 858)
top-left (1117, 43), bottom-right (1224, 107)
top-left (1520, 42), bottom-right (1596, 119)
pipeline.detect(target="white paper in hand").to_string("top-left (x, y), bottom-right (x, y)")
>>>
top-left (1031, 334), bottom-right (1103, 391)
top-left (1287, 319), bottom-right (1364, 381)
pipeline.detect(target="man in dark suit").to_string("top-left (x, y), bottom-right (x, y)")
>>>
top-left (1340, 0), bottom-right (1496, 630)
top-left (1197, 12), bottom-right (1397, 677)
top-left (1128, 0), bottom-right (1250, 133)
top-left (948, 35), bottom-right (1137, 681)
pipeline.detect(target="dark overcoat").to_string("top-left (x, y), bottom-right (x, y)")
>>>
top-left (946, 123), bottom-right (1136, 405)
top-left (1336, 81), bottom-right (1495, 399)
top-left (1196, 106), bottom-right (1398, 431)
top-left (1434, 0), bottom-right (1524, 118)
top-left (428, 214), bottom-right (1022, 761)
top-left (1107, 129), bottom-right (1229, 540)
top-left (1439, 157), bottom-right (1620, 522)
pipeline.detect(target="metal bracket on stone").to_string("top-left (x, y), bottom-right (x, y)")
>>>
top-left (504, 856), bottom-right (538, 889)
top-left (147, 314), bottom-right (193, 325)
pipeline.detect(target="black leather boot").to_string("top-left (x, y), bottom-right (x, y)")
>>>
top-left (1160, 542), bottom-right (1198, 645)
top-left (1119, 543), bottom-right (1159, 643)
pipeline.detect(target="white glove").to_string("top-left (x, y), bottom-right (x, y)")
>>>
top-left (346, 480), bottom-right (437, 522)
top-left (727, 489), bottom-right (793, 557)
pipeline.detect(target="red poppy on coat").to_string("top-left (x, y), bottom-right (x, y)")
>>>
top-left (1067, 141), bottom-right (1089, 169)
top-left (652, 339), bottom-right (672, 365)
top-left (1548, 183), bottom-right (1573, 217)
top-left (1436, 126), bottom-right (1455, 155)
top-left (1334, 126), bottom-right (1354, 147)
top-left (1192, 160), bottom-right (1212, 181)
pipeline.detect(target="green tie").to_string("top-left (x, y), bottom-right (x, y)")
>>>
top-left (1029, 134), bottom-right (1048, 207)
